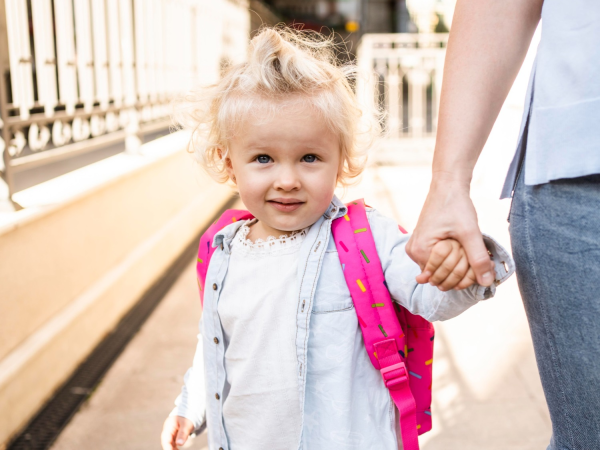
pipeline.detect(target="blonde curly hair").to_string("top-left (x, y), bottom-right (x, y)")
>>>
top-left (173, 26), bottom-right (379, 187)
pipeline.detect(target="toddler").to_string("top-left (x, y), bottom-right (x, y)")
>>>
top-left (161, 28), bottom-right (513, 450)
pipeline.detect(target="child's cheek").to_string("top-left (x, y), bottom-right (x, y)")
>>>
top-left (236, 178), bottom-right (258, 207)
top-left (236, 174), bottom-right (271, 213)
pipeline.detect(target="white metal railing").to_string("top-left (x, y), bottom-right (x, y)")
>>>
top-left (0, 0), bottom-right (250, 206)
top-left (357, 33), bottom-right (448, 140)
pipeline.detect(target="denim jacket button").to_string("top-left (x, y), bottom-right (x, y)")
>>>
top-left (212, 283), bottom-right (218, 290)
top-left (214, 337), bottom-right (219, 344)
top-left (215, 393), bottom-right (220, 400)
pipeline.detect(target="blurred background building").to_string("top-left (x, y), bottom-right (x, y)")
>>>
top-left (1, 2), bottom-right (549, 450)
top-left (258, 0), bottom-right (453, 35)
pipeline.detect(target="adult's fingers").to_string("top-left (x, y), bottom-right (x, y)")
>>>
top-left (455, 259), bottom-right (493, 290)
top-left (406, 233), bottom-right (436, 272)
top-left (459, 229), bottom-right (494, 286)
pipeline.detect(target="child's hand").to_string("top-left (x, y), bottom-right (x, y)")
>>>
top-left (416, 239), bottom-right (493, 291)
top-left (161, 415), bottom-right (194, 450)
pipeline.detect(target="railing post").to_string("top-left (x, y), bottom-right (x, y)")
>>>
top-left (387, 59), bottom-right (400, 138)
top-left (356, 35), bottom-right (378, 133)
top-left (0, 0), bottom-right (16, 211)
top-left (0, 66), bottom-right (17, 212)
top-left (124, 107), bottom-right (141, 154)
top-left (0, 115), bottom-right (15, 212)
top-left (408, 68), bottom-right (427, 138)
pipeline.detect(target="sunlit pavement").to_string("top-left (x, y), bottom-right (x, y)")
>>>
top-left (51, 105), bottom-right (550, 450)
top-left (49, 253), bottom-right (209, 450)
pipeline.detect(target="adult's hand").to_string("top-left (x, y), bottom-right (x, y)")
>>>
top-left (407, 175), bottom-right (494, 287)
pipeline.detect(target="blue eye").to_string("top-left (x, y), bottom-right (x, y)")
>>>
top-left (256, 155), bottom-right (271, 164)
top-left (303, 154), bottom-right (317, 163)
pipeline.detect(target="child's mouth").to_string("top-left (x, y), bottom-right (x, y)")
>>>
top-left (268, 199), bottom-right (304, 212)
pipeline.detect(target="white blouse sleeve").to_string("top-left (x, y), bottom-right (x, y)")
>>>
top-left (169, 327), bottom-right (207, 433)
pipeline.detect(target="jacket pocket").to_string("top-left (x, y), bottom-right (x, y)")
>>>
top-left (312, 251), bottom-right (354, 314)
top-left (312, 300), bottom-right (354, 314)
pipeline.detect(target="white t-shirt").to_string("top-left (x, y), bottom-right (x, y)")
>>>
top-left (217, 220), bottom-right (307, 449)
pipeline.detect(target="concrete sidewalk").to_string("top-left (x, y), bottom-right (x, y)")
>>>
top-left (50, 256), bottom-right (209, 450)
top-left (51, 105), bottom-right (551, 450)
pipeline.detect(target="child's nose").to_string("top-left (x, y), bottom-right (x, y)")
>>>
top-left (273, 167), bottom-right (301, 191)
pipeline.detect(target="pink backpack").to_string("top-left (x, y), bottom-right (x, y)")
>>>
top-left (196, 199), bottom-right (434, 450)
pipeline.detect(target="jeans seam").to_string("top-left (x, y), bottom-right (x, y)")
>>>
top-left (522, 186), bottom-right (576, 450)
top-left (507, 158), bottom-right (524, 223)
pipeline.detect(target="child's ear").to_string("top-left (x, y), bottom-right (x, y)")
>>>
top-left (227, 164), bottom-right (237, 184)
top-left (219, 149), bottom-right (236, 184)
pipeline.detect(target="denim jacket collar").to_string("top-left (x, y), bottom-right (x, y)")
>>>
top-left (212, 220), bottom-right (245, 254)
top-left (324, 195), bottom-right (347, 220)
top-left (213, 195), bottom-right (348, 253)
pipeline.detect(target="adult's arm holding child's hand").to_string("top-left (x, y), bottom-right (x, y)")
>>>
top-left (161, 415), bottom-right (195, 450)
top-left (405, 0), bottom-right (542, 285)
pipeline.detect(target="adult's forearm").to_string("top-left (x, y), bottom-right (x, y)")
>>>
top-left (432, 0), bottom-right (543, 187)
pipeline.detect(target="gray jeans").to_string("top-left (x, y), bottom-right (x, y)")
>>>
top-left (509, 169), bottom-right (600, 449)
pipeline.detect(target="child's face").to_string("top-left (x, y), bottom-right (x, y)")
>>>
top-left (227, 100), bottom-right (340, 239)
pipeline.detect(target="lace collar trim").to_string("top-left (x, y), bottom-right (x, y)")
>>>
top-left (231, 219), bottom-right (309, 256)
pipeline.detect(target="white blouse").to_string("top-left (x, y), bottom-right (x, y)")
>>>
top-left (217, 220), bottom-right (308, 449)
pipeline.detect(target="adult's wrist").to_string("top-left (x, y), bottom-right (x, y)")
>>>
top-left (430, 169), bottom-right (472, 192)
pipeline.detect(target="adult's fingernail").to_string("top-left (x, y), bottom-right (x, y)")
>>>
top-left (177, 439), bottom-right (184, 445)
top-left (482, 272), bottom-right (492, 284)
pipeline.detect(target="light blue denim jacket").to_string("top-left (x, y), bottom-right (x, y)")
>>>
top-left (171, 196), bottom-right (514, 450)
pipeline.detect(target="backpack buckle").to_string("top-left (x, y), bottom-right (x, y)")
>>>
top-left (380, 362), bottom-right (408, 390)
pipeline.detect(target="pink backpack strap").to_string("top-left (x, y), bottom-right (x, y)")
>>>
top-left (196, 209), bottom-right (254, 306)
top-left (331, 199), bottom-right (420, 450)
